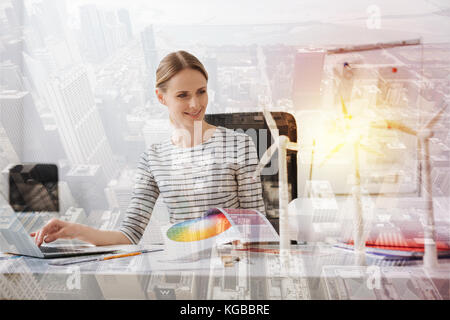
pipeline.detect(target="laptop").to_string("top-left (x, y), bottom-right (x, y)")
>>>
top-left (0, 211), bottom-right (118, 259)
top-left (0, 163), bottom-right (118, 258)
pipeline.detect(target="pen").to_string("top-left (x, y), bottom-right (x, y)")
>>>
top-left (100, 248), bottom-right (163, 261)
top-left (102, 251), bottom-right (141, 260)
top-left (49, 248), bottom-right (164, 266)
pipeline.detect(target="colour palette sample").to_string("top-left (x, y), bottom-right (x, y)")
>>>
top-left (166, 211), bottom-right (232, 242)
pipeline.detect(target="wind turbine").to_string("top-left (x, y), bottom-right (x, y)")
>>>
top-left (252, 108), bottom-right (299, 266)
top-left (252, 100), bottom-right (381, 266)
top-left (317, 96), bottom-right (384, 266)
top-left (371, 100), bottom-right (448, 269)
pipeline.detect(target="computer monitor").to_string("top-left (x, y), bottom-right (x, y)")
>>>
top-left (8, 163), bottom-right (59, 212)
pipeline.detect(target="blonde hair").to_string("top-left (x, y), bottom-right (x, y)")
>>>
top-left (156, 50), bottom-right (208, 92)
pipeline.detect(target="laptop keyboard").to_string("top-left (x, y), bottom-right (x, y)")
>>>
top-left (40, 246), bottom-right (82, 254)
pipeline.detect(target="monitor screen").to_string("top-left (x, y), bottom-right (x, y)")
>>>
top-left (8, 163), bottom-right (59, 212)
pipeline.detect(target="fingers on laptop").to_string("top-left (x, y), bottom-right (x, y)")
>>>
top-left (43, 230), bottom-right (64, 243)
top-left (34, 219), bottom-right (60, 246)
top-left (35, 229), bottom-right (45, 246)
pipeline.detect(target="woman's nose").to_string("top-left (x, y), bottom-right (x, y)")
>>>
top-left (188, 96), bottom-right (200, 108)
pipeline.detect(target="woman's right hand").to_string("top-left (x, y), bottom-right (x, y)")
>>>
top-left (30, 218), bottom-right (79, 247)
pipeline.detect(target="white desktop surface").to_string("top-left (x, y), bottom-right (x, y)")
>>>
top-left (1, 242), bottom-right (449, 300)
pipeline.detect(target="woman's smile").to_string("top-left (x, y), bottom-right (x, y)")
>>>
top-left (183, 108), bottom-right (203, 119)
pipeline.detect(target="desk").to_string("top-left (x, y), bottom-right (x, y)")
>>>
top-left (1, 243), bottom-right (449, 300)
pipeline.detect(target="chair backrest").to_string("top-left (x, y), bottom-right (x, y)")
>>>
top-left (205, 111), bottom-right (298, 233)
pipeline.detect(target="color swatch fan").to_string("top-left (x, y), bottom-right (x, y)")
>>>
top-left (166, 211), bottom-right (232, 242)
top-left (162, 208), bottom-right (279, 262)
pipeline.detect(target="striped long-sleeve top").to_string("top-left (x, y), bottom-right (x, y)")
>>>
top-left (119, 126), bottom-right (266, 244)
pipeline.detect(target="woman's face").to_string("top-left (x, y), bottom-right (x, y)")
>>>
top-left (157, 68), bottom-right (208, 129)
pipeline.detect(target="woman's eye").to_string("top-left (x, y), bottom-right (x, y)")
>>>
top-left (177, 94), bottom-right (187, 98)
top-left (198, 90), bottom-right (206, 95)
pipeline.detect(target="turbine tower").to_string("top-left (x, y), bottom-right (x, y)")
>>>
top-left (371, 100), bottom-right (448, 268)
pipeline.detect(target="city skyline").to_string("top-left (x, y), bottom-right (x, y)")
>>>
top-left (0, 0), bottom-right (449, 219)
top-left (0, 0), bottom-right (450, 280)
top-left (0, 0), bottom-right (449, 301)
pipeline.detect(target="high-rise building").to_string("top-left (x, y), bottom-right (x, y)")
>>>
top-left (79, 5), bottom-right (109, 63)
top-left (0, 259), bottom-right (47, 299)
top-left (117, 8), bottom-right (133, 40)
top-left (31, 0), bottom-right (67, 41)
top-left (60, 206), bottom-right (87, 224)
top-left (0, 135), bottom-right (19, 174)
top-left (8, 0), bottom-right (25, 28)
top-left (203, 56), bottom-right (219, 104)
top-left (65, 164), bottom-right (108, 213)
top-left (104, 170), bottom-right (133, 214)
top-left (146, 272), bottom-right (198, 300)
top-left (141, 25), bottom-right (158, 95)
top-left (22, 52), bottom-right (50, 99)
top-left (0, 61), bottom-right (24, 91)
top-left (0, 90), bottom-right (23, 160)
top-left (44, 65), bottom-right (119, 182)
top-left (58, 180), bottom-right (78, 214)
top-left (5, 6), bottom-right (19, 29)
top-left (0, 89), bottom-right (64, 164)
top-left (1, 37), bottom-right (24, 75)
top-left (292, 49), bottom-right (326, 110)
top-left (142, 119), bottom-right (171, 148)
top-left (79, 5), bottom-right (127, 64)
top-left (96, 91), bottom-right (128, 154)
top-left (96, 208), bottom-right (123, 230)
top-left (102, 10), bottom-right (128, 55)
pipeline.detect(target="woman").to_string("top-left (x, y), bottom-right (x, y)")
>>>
top-left (32, 50), bottom-right (266, 247)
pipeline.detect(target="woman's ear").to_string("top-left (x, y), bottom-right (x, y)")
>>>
top-left (155, 88), bottom-right (166, 105)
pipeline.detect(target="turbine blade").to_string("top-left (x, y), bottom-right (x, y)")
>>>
top-left (319, 142), bottom-right (346, 167)
top-left (372, 119), bottom-right (418, 136)
top-left (252, 142), bottom-right (279, 180)
top-left (424, 101), bottom-right (448, 130)
top-left (260, 142), bottom-right (279, 166)
top-left (387, 120), bottom-right (418, 136)
top-left (359, 144), bottom-right (384, 157)
top-left (340, 95), bottom-right (348, 116)
top-left (263, 109), bottom-right (279, 140)
top-left (417, 138), bottom-right (423, 197)
top-left (370, 119), bottom-right (388, 129)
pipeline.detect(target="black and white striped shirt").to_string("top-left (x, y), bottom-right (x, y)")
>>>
top-left (119, 126), bottom-right (266, 244)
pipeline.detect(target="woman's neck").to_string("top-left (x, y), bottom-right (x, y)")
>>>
top-left (171, 121), bottom-right (216, 148)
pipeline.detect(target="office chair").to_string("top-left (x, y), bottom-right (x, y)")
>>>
top-left (205, 111), bottom-right (298, 234)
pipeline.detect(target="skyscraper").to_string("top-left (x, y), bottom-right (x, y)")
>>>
top-left (64, 164), bottom-right (108, 213)
top-left (44, 65), bottom-right (118, 182)
top-left (0, 88), bottom-right (65, 164)
top-left (141, 25), bottom-right (158, 96)
top-left (203, 56), bottom-right (220, 107)
top-left (292, 49), bottom-right (325, 110)
top-left (104, 170), bottom-right (133, 214)
top-left (0, 259), bottom-right (47, 299)
top-left (117, 8), bottom-right (133, 41)
top-left (79, 5), bottom-right (127, 64)
top-left (0, 60), bottom-right (24, 91)
top-left (31, 0), bottom-right (67, 41)
top-left (0, 89), bottom-right (24, 160)
top-left (79, 5), bottom-right (109, 63)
